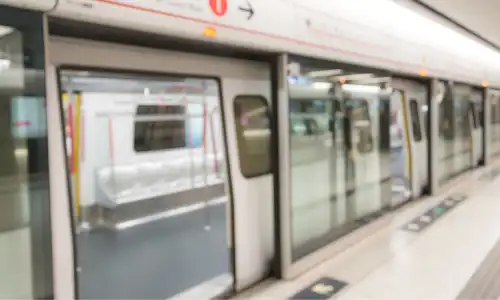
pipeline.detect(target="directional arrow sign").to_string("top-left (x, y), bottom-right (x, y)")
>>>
top-left (239, 0), bottom-right (254, 20)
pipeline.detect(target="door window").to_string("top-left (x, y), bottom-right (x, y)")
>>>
top-left (0, 6), bottom-right (53, 299)
top-left (409, 99), bottom-right (422, 142)
top-left (58, 69), bottom-right (231, 299)
top-left (233, 95), bottom-right (272, 177)
top-left (469, 102), bottom-right (478, 129)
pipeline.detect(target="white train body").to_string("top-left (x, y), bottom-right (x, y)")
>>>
top-left (5, 0), bottom-right (500, 86)
top-left (4, 0), bottom-right (500, 297)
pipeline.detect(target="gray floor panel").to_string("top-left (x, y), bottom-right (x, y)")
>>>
top-left (77, 204), bottom-right (230, 299)
top-left (457, 236), bottom-right (500, 300)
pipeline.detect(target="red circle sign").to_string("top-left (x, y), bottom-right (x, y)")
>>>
top-left (209, 0), bottom-right (228, 16)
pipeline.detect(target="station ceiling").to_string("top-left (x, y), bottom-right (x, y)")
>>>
top-left (417, 0), bottom-right (500, 49)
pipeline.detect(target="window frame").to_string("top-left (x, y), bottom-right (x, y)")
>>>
top-left (469, 101), bottom-right (478, 129)
top-left (409, 98), bottom-right (423, 142)
top-left (233, 94), bottom-right (272, 178)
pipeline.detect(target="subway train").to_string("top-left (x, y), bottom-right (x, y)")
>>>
top-left (4, 0), bottom-right (500, 299)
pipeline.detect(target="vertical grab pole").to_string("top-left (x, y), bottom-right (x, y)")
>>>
top-left (66, 100), bottom-right (74, 174)
top-left (72, 91), bottom-right (82, 221)
top-left (200, 82), bottom-right (211, 231)
top-left (202, 81), bottom-right (208, 186)
top-left (210, 107), bottom-right (220, 177)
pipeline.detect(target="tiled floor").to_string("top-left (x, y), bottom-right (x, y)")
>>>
top-left (0, 227), bottom-right (32, 299)
top-left (238, 160), bottom-right (500, 300)
top-left (77, 204), bottom-right (230, 299)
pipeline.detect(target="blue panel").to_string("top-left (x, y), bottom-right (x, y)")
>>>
top-left (185, 103), bottom-right (204, 147)
top-left (10, 96), bottom-right (48, 139)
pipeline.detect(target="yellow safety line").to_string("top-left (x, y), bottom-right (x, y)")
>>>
top-left (400, 90), bottom-right (413, 189)
top-left (469, 108), bottom-right (473, 165)
top-left (73, 92), bottom-right (82, 217)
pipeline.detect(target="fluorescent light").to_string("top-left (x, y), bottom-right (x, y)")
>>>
top-left (351, 77), bottom-right (391, 84)
top-left (312, 82), bottom-right (332, 89)
top-left (307, 69), bottom-right (343, 78)
top-left (0, 58), bottom-right (10, 71)
top-left (342, 84), bottom-right (380, 94)
top-left (0, 25), bottom-right (13, 37)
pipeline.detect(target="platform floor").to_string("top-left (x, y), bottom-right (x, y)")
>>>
top-left (77, 203), bottom-right (230, 299)
top-left (239, 159), bottom-right (500, 300)
top-left (0, 227), bottom-right (32, 299)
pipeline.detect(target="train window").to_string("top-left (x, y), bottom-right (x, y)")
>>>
top-left (493, 96), bottom-right (500, 124)
top-left (329, 99), bottom-right (342, 132)
top-left (469, 102), bottom-right (478, 129)
top-left (290, 99), bottom-right (331, 136)
top-left (409, 99), bottom-right (422, 142)
top-left (378, 97), bottom-right (391, 151)
top-left (0, 8), bottom-right (54, 298)
top-left (346, 98), bottom-right (373, 153)
top-left (476, 101), bottom-right (484, 128)
top-left (439, 85), bottom-right (454, 140)
top-left (423, 109), bottom-right (429, 138)
top-left (233, 95), bottom-right (271, 177)
top-left (134, 105), bottom-right (187, 152)
top-left (492, 95), bottom-right (499, 124)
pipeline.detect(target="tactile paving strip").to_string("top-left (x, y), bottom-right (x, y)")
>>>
top-left (457, 237), bottom-right (500, 299)
top-left (289, 277), bottom-right (347, 299)
top-left (402, 193), bottom-right (467, 233)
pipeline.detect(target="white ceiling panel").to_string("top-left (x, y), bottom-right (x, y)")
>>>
top-left (418, 0), bottom-right (500, 48)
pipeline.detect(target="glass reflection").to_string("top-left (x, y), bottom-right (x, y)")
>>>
top-left (490, 94), bottom-right (500, 157)
top-left (438, 82), bottom-right (475, 184)
top-left (288, 58), bottom-right (391, 260)
top-left (59, 70), bottom-right (231, 299)
top-left (0, 6), bottom-right (52, 299)
top-left (389, 91), bottom-right (412, 205)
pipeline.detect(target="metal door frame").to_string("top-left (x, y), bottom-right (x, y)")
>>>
top-left (46, 35), bottom-right (276, 299)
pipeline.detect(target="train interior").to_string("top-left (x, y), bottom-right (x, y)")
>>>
top-left (60, 69), bottom-right (231, 299)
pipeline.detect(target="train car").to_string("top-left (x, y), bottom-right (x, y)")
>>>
top-left (3, 0), bottom-right (500, 299)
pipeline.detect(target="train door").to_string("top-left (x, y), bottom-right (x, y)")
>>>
top-left (343, 87), bottom-right (382, 219)
top-left (391, 79), bottom-right (429, 196)
top-left (488, 90), bottom-right (500, 159)
top-left (470, 90), bottom-right (483, 166)
top-left (47, 37), bottom-right (275, 299)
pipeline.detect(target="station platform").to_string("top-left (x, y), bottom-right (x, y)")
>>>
top-left (236, 159), bottom-right (500, 300)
